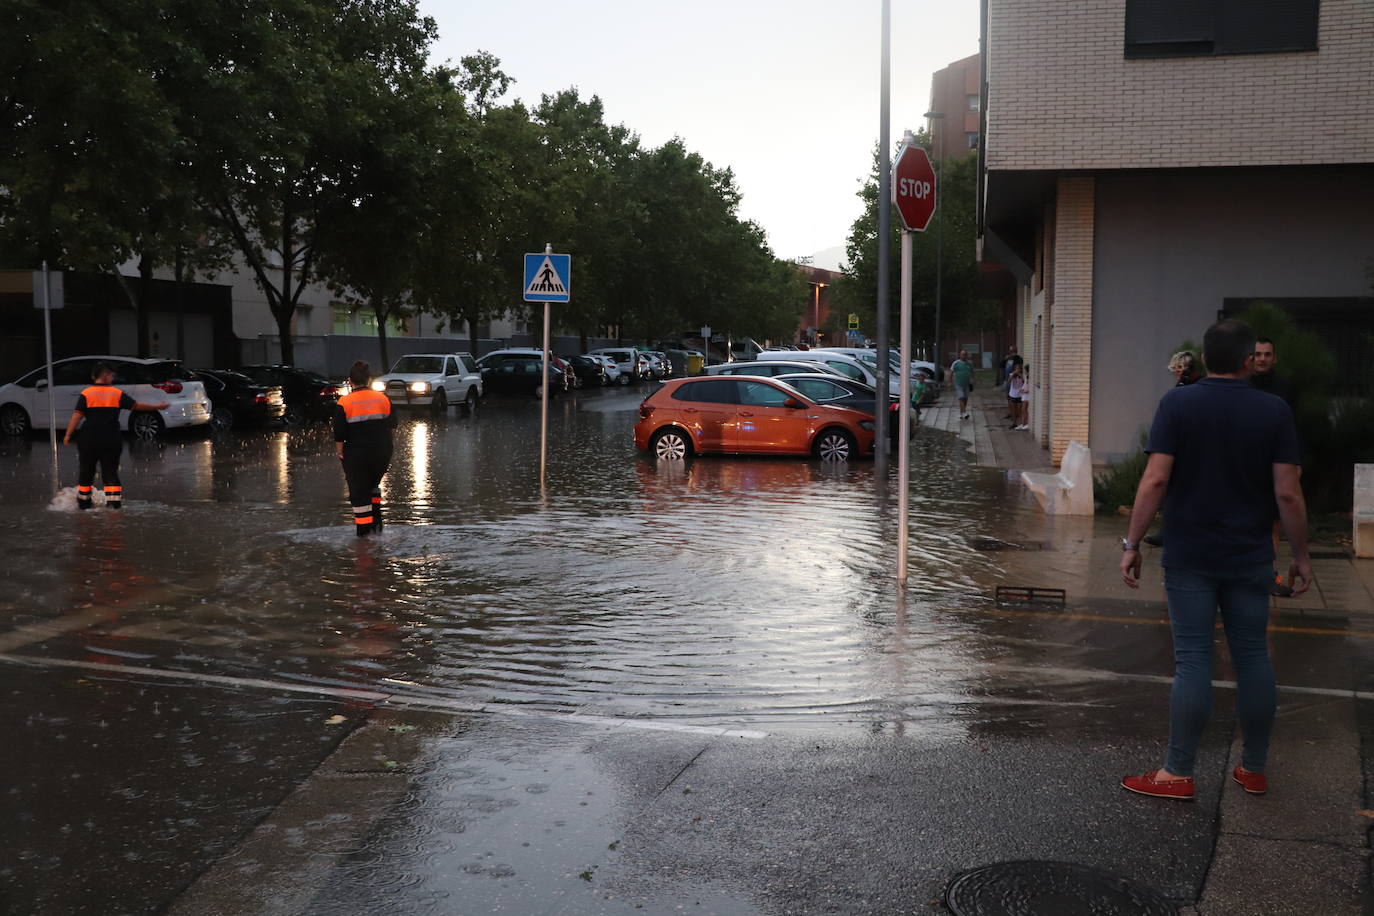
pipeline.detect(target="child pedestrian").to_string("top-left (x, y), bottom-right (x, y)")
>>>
top-left (1016, 365), bottom-right (1031, 430)
top-left (1007, 365), bottom-right (1025, 429)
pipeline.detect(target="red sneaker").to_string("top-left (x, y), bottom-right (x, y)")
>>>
top-left (1121, 770), bottom-right (1195, 800)
top-left (1233, 766), bottom-right (1267, 795)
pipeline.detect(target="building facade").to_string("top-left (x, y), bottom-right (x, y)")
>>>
top-left (928, 52), bottom-right (982, 163)
top-left (980, 0), bottom-right (1374, 462)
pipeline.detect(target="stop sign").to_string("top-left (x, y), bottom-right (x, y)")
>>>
top-left (892, 142), bottom-right (937, 232)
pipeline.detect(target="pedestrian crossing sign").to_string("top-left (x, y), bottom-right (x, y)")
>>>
top-left (523, 252), bottom-right (572, 303)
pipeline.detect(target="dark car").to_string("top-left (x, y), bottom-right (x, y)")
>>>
top-left (193, 369), bottom-right (287, 431)
top-left (238, 365), bottom-right (344, 426)
top-left (565, 355), bottom-right (608, 388)
top-left (480, 357), bottom-right (563, 398)
top-left (775, 373), bottom-right (917, 442)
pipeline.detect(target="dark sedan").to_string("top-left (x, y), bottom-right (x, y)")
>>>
top-left (192, 369), bottom-right (287, 431)
top-left (775, 373), bottom-right (918, 442)
top-left (565, 355), bottom-right (608, 388)
top-left (238, 365), bottom-right (345, 426)
top-left (480, 357), bottom-right (564, 397)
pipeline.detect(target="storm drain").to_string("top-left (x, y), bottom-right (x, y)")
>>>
top-left (946, 861), bottom-right (1176, 915)
top-left (994, 585), bottom-right (1067, 608)
top-left (971, 537), bottom-right (1044, 552)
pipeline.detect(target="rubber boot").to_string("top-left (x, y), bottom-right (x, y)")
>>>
top-left (105, 486), bottom-right (122, 510)
top-left (371, 490), bottom-right (383, 533)
top-left (77, 485), bottom-right (93, 511)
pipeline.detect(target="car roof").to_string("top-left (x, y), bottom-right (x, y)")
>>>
top-left (55, 355), bottom-right (175, 365)
top-left (395, 352), bottom-right (471, 358)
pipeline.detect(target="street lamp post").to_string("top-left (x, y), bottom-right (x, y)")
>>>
top-left (874, 0), bottom-right (892, 479)
top-left (924, 111), bottom-right (946, 369)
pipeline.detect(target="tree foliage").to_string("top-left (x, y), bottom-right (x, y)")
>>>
top-left (0, 2), bottom-right (804, 362)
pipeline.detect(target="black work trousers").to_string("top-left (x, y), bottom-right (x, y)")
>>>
top-left (78, 436), bottom-right (123, 488)
top-left (342, 446), bottom-right (391, 535)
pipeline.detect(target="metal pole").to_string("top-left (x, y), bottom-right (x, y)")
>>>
top-left (540, 246), bottom-right (551, 490)
top-left (934, 141), bottom-right (944, 370)
top-left (42, 261), bottom-right (58, 493)
top-left (873, 0), bottom-right (891, 478)
top-left (897, 225), bottom-right (913, 584)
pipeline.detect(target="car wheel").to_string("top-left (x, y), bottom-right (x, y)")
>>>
top-left (282, 403), bottom-right (306, 427)
top-left (130, 411), bottom-right (165, 441)
top-left (813, 428), bottom-right (856, 461)
top-left (0, 405), bottom-right (31, 436)
top-left (464, 387), bottom-right (479, 415)
top-left (431, 389), bottom-right (448, 412)
top-left (210, 407), bottom-right (235, 433)
top-left (618, 374), bottom-right (630, 386)
top-left (651, 428), bottom-right (692, 460)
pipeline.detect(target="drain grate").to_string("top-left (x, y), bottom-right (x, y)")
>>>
top-left (946, 860), bottom-right (1176, 915)
top-left (972, 537), bottom-right (1044, 552)
top-left (995, 586), bottom-right (1067, 608)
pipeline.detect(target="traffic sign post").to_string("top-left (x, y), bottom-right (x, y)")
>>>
top-left (524, 246), bottom-right (572, 491)
top-left (35, 263), bottom-right (62, 493)
top-left (891, 131), bottom-right (936, 586)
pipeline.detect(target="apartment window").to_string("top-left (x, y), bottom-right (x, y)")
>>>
top-left (966, 94), bottom-right (980, 112)
top-left (331, 305), bottom-right (352, 335)
top-left (966, 131), bottom-right (980, 149)
top-left (1124, 0), bottom-right (1319, 58)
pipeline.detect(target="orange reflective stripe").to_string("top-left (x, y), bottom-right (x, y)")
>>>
top-left (104, 486), bottom-right (122, 493)
top-left (354, 515), bottom-right (374, 525)
top-left (339, 390), bottom-right (392, 421)
top-left (78, 486), bottom-right (92, 493)
top-left (81, 386), bottom-right (124, 409)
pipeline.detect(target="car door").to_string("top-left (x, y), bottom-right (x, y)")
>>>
top-left (734, 380), bottom-right (812, 454)
top-left (43, 359), bottom-right (96, 429)
top-left (671, 379), bottom-right (738, 452)
top-left (442, 357), bottom-right (459, 392)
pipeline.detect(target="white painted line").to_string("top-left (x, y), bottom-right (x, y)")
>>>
top-left (0, 653), bottom-right (768, 739)
top-left (998, 663), bottom-right (1374, 702)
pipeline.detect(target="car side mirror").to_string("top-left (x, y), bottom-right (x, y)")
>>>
top-left (35, 379), bottom-right (48, 389)
top-left (783, 397), bottom-right (804, 409)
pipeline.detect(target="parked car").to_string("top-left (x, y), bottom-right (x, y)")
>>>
top-left (588, 347), bottom-right (650, 384)
top-left (480, 356), bottom-right (564, 397)
top-left (775, 373), bottom-right (918, 442)
top-left (238, 365), bottom-right (345, 426)
top-left (192, 369), bottom-right (286, 431)
top-left (369, 352), bottom-right (482, 413)
top-left (585, 354), bottom-right (621, 384)
top-left (476, 349), bottom-right (573, 391)
top-left (0, 355), bottom-right (211, 439)
top-left (704, 360), bottom-right (846, 379)
top-left (566, 355), bottom-right (608, 387)
top-left (633, 376), bottom-right (876, 461)
top-left (646, 350), bottom-right (674, 379)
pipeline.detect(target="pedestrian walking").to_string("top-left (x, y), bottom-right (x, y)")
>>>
top-left (1251, 336), bottom-right (1300, 595)
top-left (334, 361), bottom-right (396, 537)
top-left (951, 350), bottom-right (974, 420)
top-left (1119, 319), bottom-right (1311, 800)
top-left (1001, 345), bottom-right (1024, 417)
top-left (62, 362), bottom-right (168, 509)
top-left (1007, 365), bottom-right (1028, 430)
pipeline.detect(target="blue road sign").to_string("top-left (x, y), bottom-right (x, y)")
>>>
top-left (523, 252), bottom-right (571, 303)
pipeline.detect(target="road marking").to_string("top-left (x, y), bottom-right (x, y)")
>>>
top-left (0, 653), bottom-right (768, 739)
top-left (978, 604), bottom-right (1374, 639)
top-left (996, 662), bottom-right (1374, 702)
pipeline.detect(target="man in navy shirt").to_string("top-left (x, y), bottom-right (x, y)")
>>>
top-left (1118, 319), bottom-right (1311, 801)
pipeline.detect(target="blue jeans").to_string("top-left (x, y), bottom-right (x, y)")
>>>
top-left (1162, 564), bottom-right (1276, 777)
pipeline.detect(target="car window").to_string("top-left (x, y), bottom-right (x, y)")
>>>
top-left (739, 381), bottom-right (791, 407)
top-left (672, 380), bottom-right (737, 405)
top-left (147, 361), bottom-right (194, 382)
top-left (826, 360), bottom-right (864, 381)
top-left (460, 355), bottom-right (476, 373)
top-left (392, 356), bottom-right (444, 374)
top-left (10, 368), bottom-right (42, 388)
top-left (196, 373), bottom-right (223, 392)
top-left (791, 379), bottom-right (846, 401)
top-left (53, 360), bottom-right (95, 386)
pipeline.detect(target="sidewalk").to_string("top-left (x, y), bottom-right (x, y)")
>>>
top-left (922, 377), bottom-right (1055, 473)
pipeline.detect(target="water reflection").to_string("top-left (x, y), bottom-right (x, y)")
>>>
top-left (408, 421), bottom-right (432, 519)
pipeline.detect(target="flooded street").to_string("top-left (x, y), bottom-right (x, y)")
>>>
top-left (2, 386), bottom-right (1368, 913)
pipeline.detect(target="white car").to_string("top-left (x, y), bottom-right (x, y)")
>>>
top-left (370, 353), bottom-right (482, 413)
top-left (585, 354), bottom-right (621, 384)
top-left (0, 355), bottom-right (211, 439)
top-left (783, 351), bottom-right (922, 399)
top-left (588, 347), bottom-right (650, 384)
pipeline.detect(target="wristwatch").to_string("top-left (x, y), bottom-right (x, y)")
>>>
top-left (1121, 538), bottom-right (1139, 552)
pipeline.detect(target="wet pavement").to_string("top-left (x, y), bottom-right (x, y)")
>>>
top-left (1, 384), bottom-right (1371, 914)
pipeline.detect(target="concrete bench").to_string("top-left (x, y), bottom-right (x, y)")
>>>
top-left (1355, 465), bottom-right (1374, 558)
top-left (1021, 440), bottom-right (1094, 515)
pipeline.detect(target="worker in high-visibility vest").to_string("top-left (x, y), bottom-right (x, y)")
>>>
top-left (62, 362), bottom-right (168, 509)
top-left (333, 361), bottom-right (396, 537)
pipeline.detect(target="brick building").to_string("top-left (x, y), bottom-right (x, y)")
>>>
top-left (927, 52), bottom-right (982, 163)
top-left (979, 0), bottom-right (1374, 462)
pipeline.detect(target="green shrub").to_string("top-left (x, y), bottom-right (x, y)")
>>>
top-left (1094, 432), bottom-right (1149, 513)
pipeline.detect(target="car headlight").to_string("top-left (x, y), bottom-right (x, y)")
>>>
top-left (370, 380), bottom-right (385, 392)
top-left (410, 381), bottom-right (429, 393)
top-left (859, 420), bottom-right (875, 431)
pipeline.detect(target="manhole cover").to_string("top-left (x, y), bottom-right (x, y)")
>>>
top-left (946, 861), bottom-right (1176, 915)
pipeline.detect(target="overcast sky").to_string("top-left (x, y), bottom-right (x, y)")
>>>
top-left (420, 1), bottom-right (979, 270)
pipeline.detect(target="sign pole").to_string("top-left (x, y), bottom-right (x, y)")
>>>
top-left (897, 229), bottom-right (913, 585)
top-left (539, 243), bottom-right (552, 491)
top-left (873, 0), bottom-right (892, 481)
top-left (41, 261), bottom-right (59, 493)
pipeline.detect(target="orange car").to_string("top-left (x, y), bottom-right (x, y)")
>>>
top-left (633, 376), bottom-right (877, 460)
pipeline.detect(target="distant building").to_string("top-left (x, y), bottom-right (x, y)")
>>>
top-left (979, 0), bottom-right (1374, 461)
top-left (928, 52), bottom-right (981, 163)
top-left (795, 265), bottom-right (841, 347)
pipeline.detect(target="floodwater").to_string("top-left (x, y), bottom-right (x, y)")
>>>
top-left (0, 385), bottom-right (1088, 735)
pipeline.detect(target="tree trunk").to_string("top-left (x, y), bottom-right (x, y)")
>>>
top-left (275, 308), bottom-right (295, 365)
top-left (579, 329), bottom-right (588, 353)
top-left (173, 247), bottom-right (186, 361)
top-left (468, 316), bottom-right (479, 358)
top-left (374, 296), bottom-right (389, 369)
top-left (278, 200), bottom-right (295, 366)
top-left (137, 255), bottom-right (154, 357)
